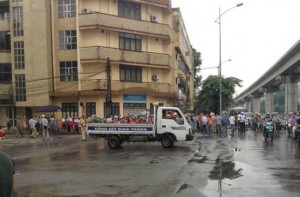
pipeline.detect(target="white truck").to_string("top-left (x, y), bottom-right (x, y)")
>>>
top-left (87, 103), bottom-right (194, 149)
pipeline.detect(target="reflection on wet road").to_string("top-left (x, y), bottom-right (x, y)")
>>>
top-left (185, 130), bottom-right (300, 197)
top-left (1, 130), bottom-right (300, 197)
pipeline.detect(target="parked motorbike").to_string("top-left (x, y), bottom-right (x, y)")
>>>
top-left (292, 124), bottom-right (298, 141)
top-left (245, 118), bottom-right (250, 130)
top-left (294, 124), bottom-right (300, 148)
top-left (287, 121), bottom-right (292, 138)
top-left (264, 121), bottom-right (274, 141)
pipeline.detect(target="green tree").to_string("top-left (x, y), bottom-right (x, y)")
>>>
top-left (192, 48), bottom-right (202, 90)
top-left (194, 75), bottom-right (242, 114)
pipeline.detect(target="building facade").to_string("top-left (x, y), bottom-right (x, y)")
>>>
top-left (0, 0), bottom-right (194, 126)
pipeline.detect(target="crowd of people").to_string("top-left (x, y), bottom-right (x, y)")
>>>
top-left (185, 111), bottom-right (300, 138)
top-left (2, 110), bottom-right (300, 141)
top-left (1, 114), bottom-right (89, 141)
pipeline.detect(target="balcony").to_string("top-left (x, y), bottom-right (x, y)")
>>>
top-left (80, 46), bottom-right (171, 69)
top-left (0, 84), bottom-right (14, 105)
top-left (79, 79), bottom-right (177, 98)
top-left (0, 17), bottom-right (9, 31)
top-left (79, 12), bottom-right (172, 40)
top-left (0, 51), bottom-right (11, 63)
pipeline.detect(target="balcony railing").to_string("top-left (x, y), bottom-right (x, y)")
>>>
top-left (80, 46), bottom-right (171, 68)
top-left (50, 80), bottom-right (179, 99)
top-left (79, 79), bottom-right (176, 97)
top-left (79, 12), bottom-right (172, 40)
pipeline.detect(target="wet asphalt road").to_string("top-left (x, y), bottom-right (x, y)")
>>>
top-left (1, 129), bottom-right (300, 197)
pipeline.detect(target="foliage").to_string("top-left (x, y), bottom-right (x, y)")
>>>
top-left (192, 48), bottom-right (202, 90)
top-left (194, 75), bottom-right (242, 114)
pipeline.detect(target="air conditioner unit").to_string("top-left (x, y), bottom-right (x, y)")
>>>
top-left (150, 15), bottom-right (157, 23)
top-left (82, 8), bottom-right (91, 14)
top-left (152, 74), bottom-right (159, 81)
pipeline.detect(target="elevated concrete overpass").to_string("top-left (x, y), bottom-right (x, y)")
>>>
top-left (233, 40), bottom-right (300, 113)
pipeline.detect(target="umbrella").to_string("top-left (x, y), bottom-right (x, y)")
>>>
top-left (36, 105), bottom-right (63, 112)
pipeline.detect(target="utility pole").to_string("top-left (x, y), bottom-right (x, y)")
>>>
top-left (105, 57), bottom-right (112, 117)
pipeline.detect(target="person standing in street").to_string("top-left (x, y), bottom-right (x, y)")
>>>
top-left (36, 115), bottom-right (41, 132)
top-left (50, 115), bottom-right (58, 139)
top-left (216, 113), bottom-right (222, 137)
top-left (41, 115), bottom-right (49, 141)
top-left (207, 115), bottom-right (212, 138)
top-left (28, 116), bottom-right (37, 138)
top-left (238, 112), bottom-right (246, 134)
top-left (80, 115), bottom-right (87, 141)
top-left (202, 114), bottom-right (208, 135)
top-left (221, 113), bottom-right (229, 135)
top-left (229, 114), bottom-right (236, 137)
top-left (252, 112), bottom-right (259, 132)
top-left (0, 151), bottom-right (17, 197)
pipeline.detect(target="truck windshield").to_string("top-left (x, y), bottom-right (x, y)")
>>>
top-left (162, 109), bottom-right (184, 125)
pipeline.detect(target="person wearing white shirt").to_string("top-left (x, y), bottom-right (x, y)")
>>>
top-left (41, 115), bottom-right (49, 141)
top-left (202, 115), bottom-right (208, 135)
top-left (28, 117), bottom-right (37, 138)
top-left (239, 112), bottom-right (246, 134)
top-left (229, 115), bottom-right (236, 137)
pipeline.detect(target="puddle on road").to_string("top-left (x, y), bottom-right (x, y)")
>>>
top-left (202, 160), bottom-right (290, 197)
top-left (176, 183), bottom-right (193, 194)
top-left (188, 155), bottom-right (207, 163)
top-left (203, 161), bottom-right (251, 196)
top-left (208, 158), bottom-right (243, 181)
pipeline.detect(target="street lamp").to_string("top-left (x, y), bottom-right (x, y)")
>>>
top-left (200, 59), bottom-right (231, 70)
top-left (215, 3), bottom-right (243, 114)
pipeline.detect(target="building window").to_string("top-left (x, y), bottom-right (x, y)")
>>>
top-left (120, 65), bottom-right (142, 82)
top-left (59, 30), bottom-right (77, 50)
top-left (62, 103), bottom-right (78, 118)
top-left (86, 102), bottom-right (96, 118)
top-left (58, 0), bottom-right (76, 18)
top-left (12, 7), bottom-right (23, 36)
top-left (15, 74), bottom-right (26, 101)
top-left (14, 41), bottom-right (24, 69)
top-left (119, 33), bottom-right (141, 51)
top-left (0, 32), bottom-right (11, 51)
top-left (104, 102), bottom-right (120, 116)
top-left (59, 61), bottom-right (78, 82)
top-left (0, 64), bottom-right (12, 84)
top-left (118, 0), bottom-right (141, 20)
top-left (12, 0), bottom-right (23, 2)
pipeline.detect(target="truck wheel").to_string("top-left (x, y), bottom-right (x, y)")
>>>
top-left (161, 134), bottom-right (174, 148)
top-left (107, 136), bottom-right (121, 149)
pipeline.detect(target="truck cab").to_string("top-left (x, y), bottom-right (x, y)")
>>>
top-left (156, 107), bottom-right (194, 145)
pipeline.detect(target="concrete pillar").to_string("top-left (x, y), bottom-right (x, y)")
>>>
top-left (253, 97), bottom-right (260, 113)
top-left (285, 75), bottom-right (299, 113)
top-left (248, 100), bottom-right (253, 112)
top-left (265, 92), bottom-right (274, 113)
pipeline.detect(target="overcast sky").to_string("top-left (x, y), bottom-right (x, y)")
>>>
top-left (172, 0), bottom-right (300, 96)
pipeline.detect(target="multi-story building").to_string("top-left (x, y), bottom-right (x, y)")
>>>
top-left (0, 0), bottom-right (194, 126)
